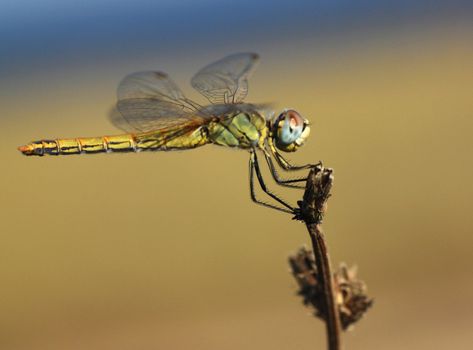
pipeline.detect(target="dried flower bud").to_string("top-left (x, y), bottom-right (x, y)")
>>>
top-left (289, 247), bottom-right (373, 330)
top-left (294, 165), bottom-right (333, 224)
top-left (335, 263), bottom-right (373, 330)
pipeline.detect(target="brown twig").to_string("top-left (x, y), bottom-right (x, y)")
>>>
top-left (294, 166), bottom-right (342, 350)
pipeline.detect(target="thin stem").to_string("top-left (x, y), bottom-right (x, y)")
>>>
top-left (295, 166), bottom-right (342, 350)
top-left (307, 223), bottom-right (342, 350)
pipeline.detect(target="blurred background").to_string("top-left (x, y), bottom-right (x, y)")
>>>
top-left (1, 0), bottom-right (472, 349)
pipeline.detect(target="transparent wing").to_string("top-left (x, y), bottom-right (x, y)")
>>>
top-left (191, 53), bottom-right (260, 104)
top-left (201, 102), bottom-right (275, 119)
top-left (113, 71), bottom-right (208, 133)
top-left (111, 99), bottom-right (205, 133)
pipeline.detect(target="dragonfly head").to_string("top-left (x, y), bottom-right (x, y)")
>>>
top-left (272, 110), bottom-right (310, 152)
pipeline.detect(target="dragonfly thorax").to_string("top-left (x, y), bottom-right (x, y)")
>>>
top-left (207, 110), bottom-right (268, 149)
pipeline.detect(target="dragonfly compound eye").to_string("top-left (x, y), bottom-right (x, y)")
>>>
top-left (273, 110), bottom-right (310, 152)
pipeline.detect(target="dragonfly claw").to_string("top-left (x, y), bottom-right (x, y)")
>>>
top-left (292, 205), bottom-right (303, 221)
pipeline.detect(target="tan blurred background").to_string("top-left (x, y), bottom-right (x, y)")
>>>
top-left (1, 1), bottom-right (473, 349)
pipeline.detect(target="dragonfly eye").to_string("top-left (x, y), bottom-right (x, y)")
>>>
top-left (273, 110), bottom-right (310, 152)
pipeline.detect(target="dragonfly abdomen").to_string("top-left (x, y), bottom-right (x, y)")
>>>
top-left (19, 127), bottom-right (210, 156)
top-left (18, 135), bottom-right (141, 156)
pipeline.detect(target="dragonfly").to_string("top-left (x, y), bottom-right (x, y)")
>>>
top-left (18, 53), bottom-right (316, 214)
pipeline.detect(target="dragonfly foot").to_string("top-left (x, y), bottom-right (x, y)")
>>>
top-left (311, 160), bottom-right (323, 169)
top-left (292, 205), bottom-right (303, 221)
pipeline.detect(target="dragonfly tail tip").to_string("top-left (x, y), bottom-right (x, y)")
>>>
top-left (18, 144), bottom-right (33, 155)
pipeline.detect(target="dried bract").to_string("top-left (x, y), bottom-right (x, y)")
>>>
top-left (335, 263), bottom-right (373, 330)
top-left (289, 247), bottom-right (373, 330)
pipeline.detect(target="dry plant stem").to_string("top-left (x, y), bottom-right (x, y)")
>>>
top-left (307, 223), bottom-right (341, 350)
top-left (296, 167), bottom-right (342, 350)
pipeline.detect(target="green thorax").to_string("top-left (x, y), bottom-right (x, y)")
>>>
top-left (208, 110), bottom-right (268, 149)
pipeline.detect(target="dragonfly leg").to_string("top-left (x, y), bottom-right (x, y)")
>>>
top-left (262, 149), bottom-right (307, 189)
top-left (249, 151), bottom-right (294, 214)
top-left (268, 138), bottom-right (321, 171)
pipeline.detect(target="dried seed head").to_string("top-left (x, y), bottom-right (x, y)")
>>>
top-left (289, 247), bottom-right (373, 330)
top-left (335, 263), bottom-right (373, 330)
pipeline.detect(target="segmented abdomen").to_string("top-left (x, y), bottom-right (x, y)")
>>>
top-left (18, 135), bottom-right (137, 156)
top-left (18, 128), bottom-right (209, 156)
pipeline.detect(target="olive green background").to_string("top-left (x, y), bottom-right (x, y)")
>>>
top-left (1, 5), bottom-right (473, 349)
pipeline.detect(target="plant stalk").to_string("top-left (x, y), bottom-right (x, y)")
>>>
top-left (307, 223), bottom-right (341, 350)
top-left (296, 166), bottom-right (342, 350)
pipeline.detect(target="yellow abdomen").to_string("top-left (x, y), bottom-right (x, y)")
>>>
top-left (19, 127), bottom-right (209, 156)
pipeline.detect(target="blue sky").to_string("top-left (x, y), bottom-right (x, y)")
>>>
top-left (0, 0), bottom-right (471, 79)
